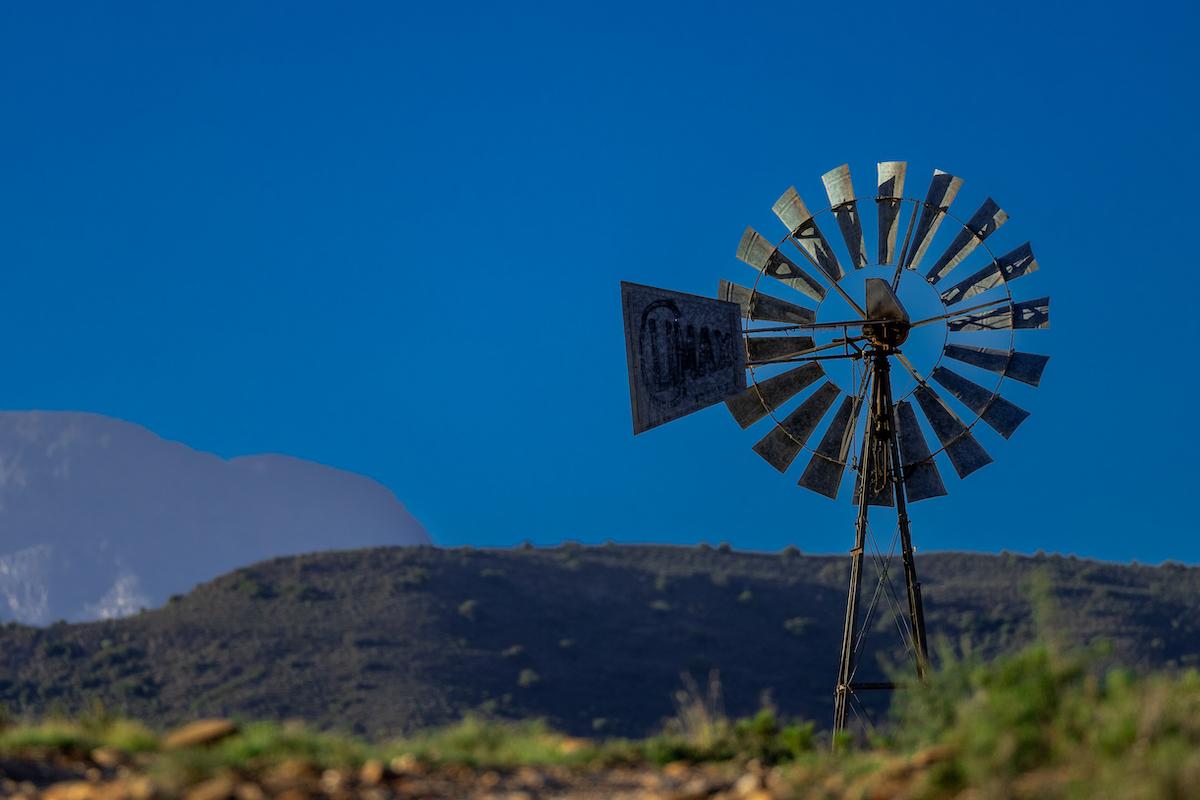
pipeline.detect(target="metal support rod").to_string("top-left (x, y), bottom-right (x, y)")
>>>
top-left (783, 237), bottom-right (868, 319)
top-left (877, 355), bottom-right (930, 676)
top-left (832, 361), bottom-right (875, 736)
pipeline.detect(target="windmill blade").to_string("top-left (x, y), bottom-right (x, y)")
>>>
top-left (943, 344), bottom-right (1049, 387)
top-left (925, 198), bottom-right (1008, 284)
top-left (894, 400), bottom-right (947, 502)
top-left (931, 366), bottom-right (1031, 439)
top-left (745, 335), bottom-right (817, 363)
top-left (725, 362), bottom-right (824, 428)
top-left (797, 393), bottom-right (861, 498)
top-left (902, 170), bottom-right (963, 271)
top-left (771, 188), bottom-right (846, 283)
top-left (939, 242), bottom-right (1039, 306)
top-left (736, 227), bottom-right (827, 303)
top-left (913, 385), bottom-right (993, 478)
top-left (822, 165), bottom-right (868, 269)
top-left (719, 280), bottom-right (816, 325)
top-left (876, 161), bottom-right (906, 265)
top-left (948, 297), bottom-right (1050, 332)
top-left (751, 381), bottom-right (840, 473)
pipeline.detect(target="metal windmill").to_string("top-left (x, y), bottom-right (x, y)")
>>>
top-left (620, 161), bottom-right (1050, 734)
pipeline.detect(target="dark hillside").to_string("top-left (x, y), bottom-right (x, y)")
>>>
top-left (1, 545), bottom-right (1197, 737)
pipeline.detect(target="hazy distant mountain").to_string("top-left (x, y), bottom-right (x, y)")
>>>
top-left (0, 411), bottom-right (429, 623)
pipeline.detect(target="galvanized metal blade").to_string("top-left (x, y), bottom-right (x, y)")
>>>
top-left (894, 401), bottom-right (948, 502)
top-left (745, 335), bottom-right (816, 363)
top-left (725, 362), bottom-right (825, 429)
top-left (947, 297), bottom-right (1050, 332)
top-left (902, 170), bottom-right (963, 271)
top-left (736, 227), bottom-right (827, 303)
top-left (822, 165), bottom-right (868, 269)
top-left (913, 385), bottom-right (993, 478)
top-left (941, 242), bottom-right (1040, 305)
top-left (751, 381), bottom-right (841, 473)
top-left (797, 393), bottom-right (861, 498)
top-left (931, 366), bottom-right (1030, 439)
top-left (771, 187), bottom-right (846, 283)
top-left (943, 344), bottom-right (1050, 387)
top-left (925, 198), bottom-right (1008, 284)
top-left (718, 280), bottom-right (816, 325)
top-left (876, 161), bottom-right (906, 265)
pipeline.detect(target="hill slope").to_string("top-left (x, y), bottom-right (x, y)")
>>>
top-left (0, 411), bottom-right (429, 623)
top-left (0, 545), bottom-right (1197, 737)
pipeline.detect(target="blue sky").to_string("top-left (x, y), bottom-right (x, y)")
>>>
top-left (0, 2), bottom-right (1195, 562)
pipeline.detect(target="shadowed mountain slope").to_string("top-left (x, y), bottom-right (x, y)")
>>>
top-left (0, 545), bottom-right (1196, 737)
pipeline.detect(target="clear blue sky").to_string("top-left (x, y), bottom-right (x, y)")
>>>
top-left (0, 2), bottom-right (1195, 562)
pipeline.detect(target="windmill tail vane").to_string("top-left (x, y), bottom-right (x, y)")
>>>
top-left (620, 160), bottom-right (1051, 737)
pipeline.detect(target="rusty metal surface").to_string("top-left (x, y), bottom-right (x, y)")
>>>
top-left (852, 439), bottom-right (895, 507)
top-left (876, 161), bottom-right (906, 265)
top-left (724, 362), bottom-right (825, 429)
top-left (736, 227), bottom-right (827, 303)
top-left (942, 344), bottom-right (1050, 387)
top-left (797, 393), bottom-right (861, 497)
top-left (902, 170), bottom-right (963, 270)
top-left (751, 381), bottom-right (840, 472)
top-left (925, 198), bottom-right (1008, 284)
top-left (913, 385), bottom-right (993, 478)
top-left (745, 335), bottom-right (817, 363)
top-left (621, 281), bottom-right (747, 434)
top-left (822, 164), bottom-right (868, 269)
top-left (894, 400), bottom-right (948, 502)
top-left (930, 366), bottom-right (1030, 439)
top-left (947, 297), bottom-right (1050, 332)
top-left (718, 280), bottom-right (815, 324)
top-left (771, 187), bottom-right (845, 283)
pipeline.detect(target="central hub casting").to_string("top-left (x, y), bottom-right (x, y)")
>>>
top-left (862, 277), bottom-right (911, 348)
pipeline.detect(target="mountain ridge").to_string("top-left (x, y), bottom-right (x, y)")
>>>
top-left (0, 544), bottom-right (1195, 737)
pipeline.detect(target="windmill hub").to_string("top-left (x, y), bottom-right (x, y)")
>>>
top-left (861, 319), bottom-right (909, 348)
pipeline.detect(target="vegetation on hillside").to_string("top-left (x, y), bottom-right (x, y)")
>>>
top-left (1, 544), bottom-right (1197, 738)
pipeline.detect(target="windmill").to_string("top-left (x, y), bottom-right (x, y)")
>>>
top-left (620, 161), bottom-right (1050, 734)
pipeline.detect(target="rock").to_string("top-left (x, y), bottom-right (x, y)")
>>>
top-left (163, 720), bottom-right (238, 750)
top-left (359, 759), bottom-right (386, 786)
top-left (389, 753), bottom-right (424, 774)
top-left (90, 748), bottom-right (123, 769)
top-left (184, 775), bottom-right (236, 800)
top-left (234, 783), bottom-right (265, 800)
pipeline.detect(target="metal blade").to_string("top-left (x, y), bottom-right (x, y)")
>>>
top-left (876, 161), bottom-right (906, 265)
top-left (751, 381), bottom-right (840, 473)
top-left (771, 188), bottom-right (845, 283)
top-left (947, 297), bottom-right (1050, 332)
top-left (902, 170), bottom-right (963, 270)
top-left (745, 335), bottom-right (816, 363)
top-left (894, 401), bottom-right (947, 502)
top-left (939, 243), bottom-right (1037, 306)
top-left (913, 385), bottom-right (993, 478)
top-left (943, 344), bottom-right (1050, 387)
top-left (736, 227), bottom-right (827, 303)
top-left (725, 362), bottom-right (825, 428)
top-left (822, 165), bottom-right (868, 269)
top-left (925, 198), bottom-right (1008, 284)
top-left (718, 280), bottom-right (815, 325)
top-left (931, 366), bottom-right (1030, 439)
top-left (797, 393), bottom-right (861, 498)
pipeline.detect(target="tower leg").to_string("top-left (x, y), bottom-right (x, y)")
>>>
top-left (832, 364), bottom-right (876, 736)
top-left (831, 350), bottom-right (931, 739)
